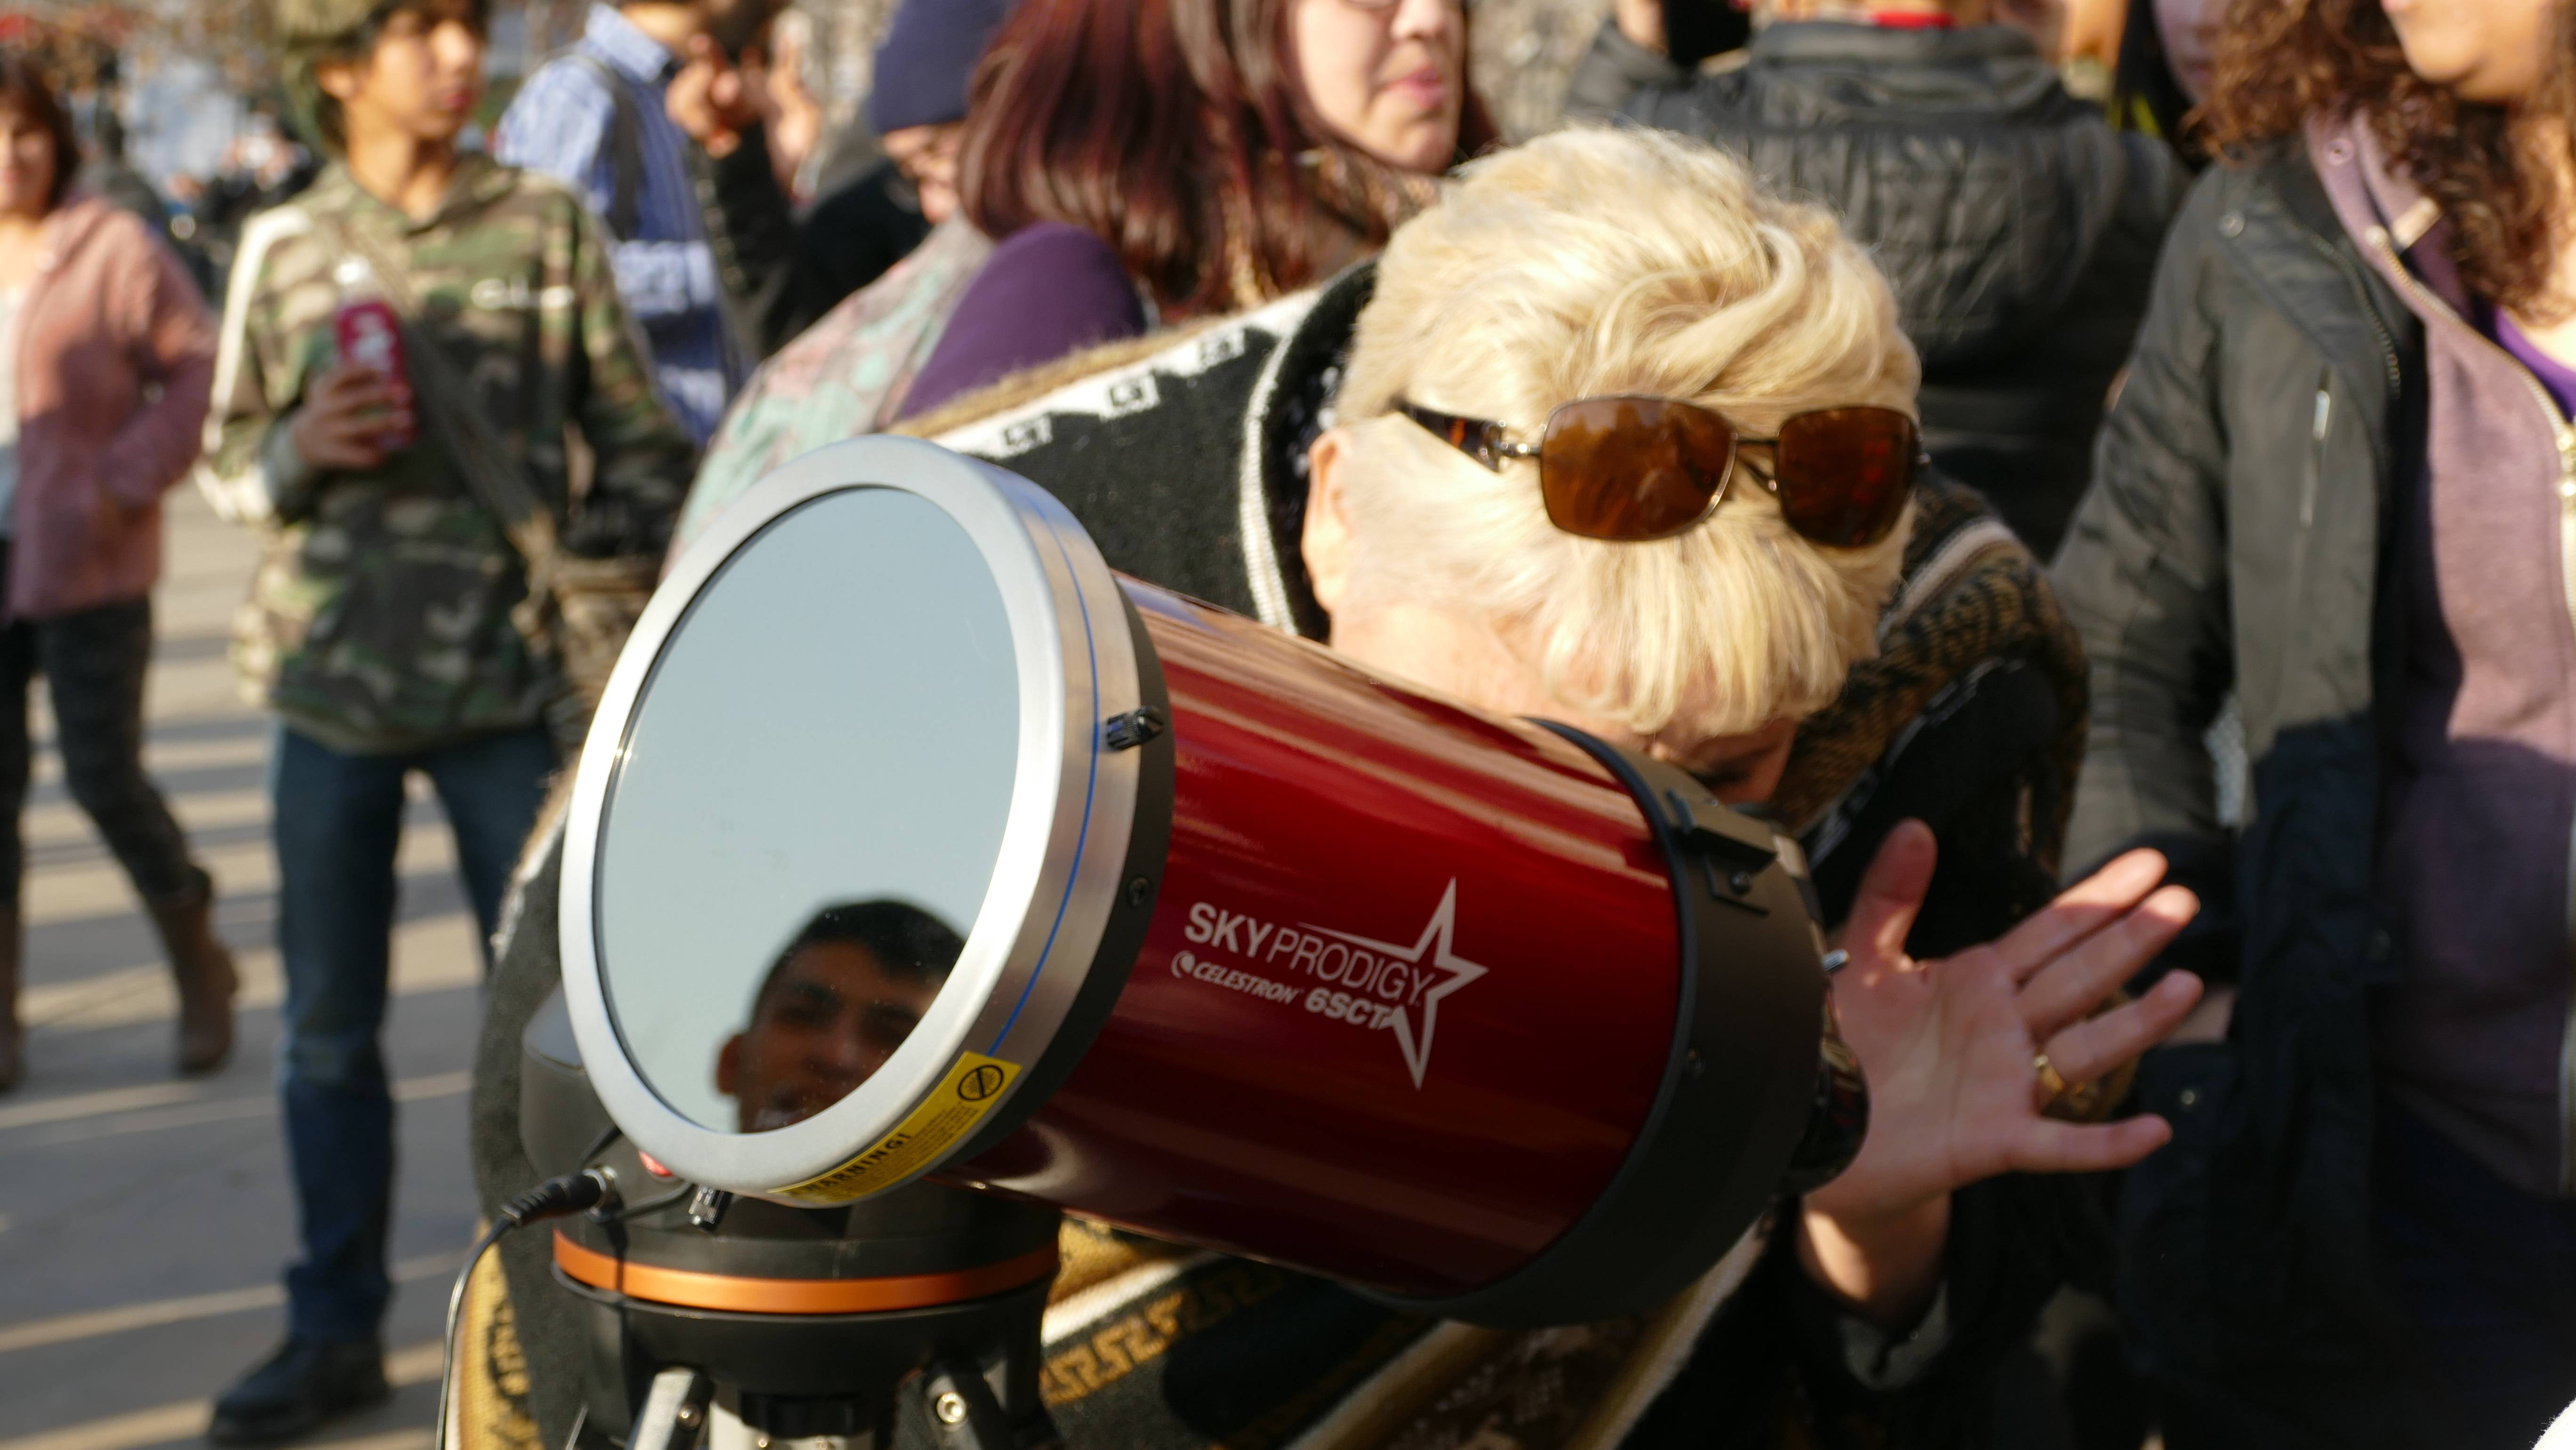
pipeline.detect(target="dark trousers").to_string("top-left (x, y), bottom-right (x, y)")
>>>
top-left (0, 583), bottom-right (197, 909)
top-left (272, 722), bottom-right (553, 1340)
top-left (2376, 1098), bottom-right (2576, 1450)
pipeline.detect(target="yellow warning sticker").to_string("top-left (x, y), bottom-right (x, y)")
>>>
top-left (772, 1051), bottom-right (1023, 1205)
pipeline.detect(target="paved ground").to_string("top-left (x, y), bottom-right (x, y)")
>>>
top-left (0, 489), bottom-right (486, 1450)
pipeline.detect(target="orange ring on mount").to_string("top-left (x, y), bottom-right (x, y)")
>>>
top-left (553, 1231), bottom-right (1060, 1314)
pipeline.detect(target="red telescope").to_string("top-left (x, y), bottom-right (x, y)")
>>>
top-left (559, 437), bottom-right (1862, 1328)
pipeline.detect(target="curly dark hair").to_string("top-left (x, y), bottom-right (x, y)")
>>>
top-left (2201, 0), bottom-right (2573, 314)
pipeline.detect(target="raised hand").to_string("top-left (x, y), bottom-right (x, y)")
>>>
top-left (667, 35), bottom-right (764, 160)
top-left (1796, 821), bottom-right (2204, 1324)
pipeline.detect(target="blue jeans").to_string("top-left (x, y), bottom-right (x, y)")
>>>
top-left (272, 723), bottom-right (554, 1341)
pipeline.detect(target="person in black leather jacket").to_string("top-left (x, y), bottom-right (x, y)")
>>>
top-left (1567, 0), bottom-right (2182, 559)
top-left (2055, 0), bottom-right (2576, 1441)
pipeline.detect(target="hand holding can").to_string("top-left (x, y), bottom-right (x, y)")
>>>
top-left (333, 298), bottom-right (416, 452)
top-left (291, 354), bottom-right (416, 475)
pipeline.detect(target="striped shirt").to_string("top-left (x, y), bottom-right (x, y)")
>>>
top-left (497, 3), bottom-right (741, 443)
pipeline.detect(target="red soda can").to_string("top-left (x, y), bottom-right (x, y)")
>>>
top-left (334, 298), bottom-right (416, 450)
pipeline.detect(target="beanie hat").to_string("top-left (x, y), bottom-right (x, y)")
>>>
top-left (864, 0), bottom-right (1016, 135)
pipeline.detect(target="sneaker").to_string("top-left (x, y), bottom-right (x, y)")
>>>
top-left (207, 1335), bottom-right (390, 1445)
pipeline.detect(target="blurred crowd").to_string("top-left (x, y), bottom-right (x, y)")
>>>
top-left (1, 0), bottom-right (2574, 1444)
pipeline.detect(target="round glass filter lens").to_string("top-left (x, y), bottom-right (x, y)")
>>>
top-left (594, 487), bottom-right (1022, 1134)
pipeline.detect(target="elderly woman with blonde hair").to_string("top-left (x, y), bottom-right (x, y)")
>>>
top-left (464, 128), bottom-right (2196, 1449)
top-left (1306, 125), bottom-right (1918, 796)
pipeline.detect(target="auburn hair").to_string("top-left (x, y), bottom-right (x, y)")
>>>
top-left (2201, 0), bottom-right (2576, 315)
top-left (0, 53), bottom-right (82, 213)
top-left (957, 0), bottom-right (1497, 320)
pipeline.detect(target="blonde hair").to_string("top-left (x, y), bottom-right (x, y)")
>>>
top-left (1330, 126), bottom-right (1919, 739)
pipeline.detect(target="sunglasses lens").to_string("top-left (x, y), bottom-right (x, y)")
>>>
top-left (1772, 408), bottom-right (1916, 548)
top-left (1538, 398), bottom-right (1734, 540)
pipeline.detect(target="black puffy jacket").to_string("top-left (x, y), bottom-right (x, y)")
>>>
top-left (2053, 145), bottom-right (2427, 1448)
top-left (1571, 22), bottom-right (2182, 557)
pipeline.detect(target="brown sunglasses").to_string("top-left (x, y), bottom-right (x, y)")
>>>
top-left (1393, 395), bottom-right (1921, 547)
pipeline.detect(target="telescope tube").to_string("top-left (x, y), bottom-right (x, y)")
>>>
top-left (559, 437), bottom-right (1860, 1328)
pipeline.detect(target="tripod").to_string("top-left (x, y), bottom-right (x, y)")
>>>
top-left (521, 991), bottom-right (1065, 1450)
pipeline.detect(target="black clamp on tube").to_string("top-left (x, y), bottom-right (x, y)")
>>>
top-left (1362, 725), bottom-right (1863, 1329)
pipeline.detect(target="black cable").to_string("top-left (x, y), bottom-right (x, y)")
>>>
top-left (436, 1170), bottom-right (616, 1450)
top-left (575, 1122), bottom-right (623, 1169)
top-left (496, 1170), bottom-right (616, 1228)
top-left (436, 1220), bottom-right (512, 1450)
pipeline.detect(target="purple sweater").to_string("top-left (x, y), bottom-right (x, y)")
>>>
top-left (2318, 116), bottom-right (2576, 1197)
top-left (898, 222), bottom-right (1148, 420)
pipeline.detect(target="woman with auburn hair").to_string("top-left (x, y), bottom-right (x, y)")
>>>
top-left (0, 55), bottom-right (230, 1093)
top-left (669, 0), bottom-right (1494, 554)
top-left (953, 0), bottom-right (1494, 322)
top-left (2054, 0), bottom-right (2576, 1442)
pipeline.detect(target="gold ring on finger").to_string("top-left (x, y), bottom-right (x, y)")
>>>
top-left (2033, 1051), bottom-right (2073, 1098)
top-left (2035, 1049), bottom-right (2134, 1123)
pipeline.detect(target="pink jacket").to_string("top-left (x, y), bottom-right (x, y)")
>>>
top-left (7, 193), bottom-right (215, 620)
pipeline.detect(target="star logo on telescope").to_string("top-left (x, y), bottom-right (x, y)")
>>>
top-left (1304, 880), bottom-right (1488, 1089)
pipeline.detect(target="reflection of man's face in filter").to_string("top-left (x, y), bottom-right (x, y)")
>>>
top-left (715, 941), bottom-right (941, 1132)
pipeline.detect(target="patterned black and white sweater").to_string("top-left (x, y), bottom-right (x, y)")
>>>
top-left (464, 263), bottom-right (2096, 1450)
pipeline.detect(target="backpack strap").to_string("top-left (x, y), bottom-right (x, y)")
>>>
top-left (568, 50), bottom-right (760, 375)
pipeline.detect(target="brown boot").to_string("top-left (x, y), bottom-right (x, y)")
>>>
top-left (151, 868), bottom-right (236, 1076)
top-left (0, 904), bottom-right (20, 1093)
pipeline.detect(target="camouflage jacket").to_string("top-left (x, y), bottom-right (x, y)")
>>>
top-left (197, 154), bottom-right (695, 755)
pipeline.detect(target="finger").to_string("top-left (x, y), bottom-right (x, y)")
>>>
top-left (1991, 849), bottom-right (2171, 983)
top-left (312, 419), bottom-right (393, 460)
top-left (1834, 819), bottom-right (1935, 973)
top-left (305, 417), bottom-right (371, 451)
top-left (311, 443), bottom-right (380, 472)
top-left (2007, 1112), bottom-right (2174, 1176)
top-left (316, 376), bottom-right (392, 414)
top-left (327, 375), bottom-right (406, 410)
top-left (2037, 969), bottom-right (2204, 1084)
top-left (315, 427), bottom-right (386, 461)
top-left (337, 386), bottom-right (406, 417)
top-left (2017, 885), bottom-right (2198, 1036)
